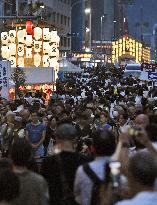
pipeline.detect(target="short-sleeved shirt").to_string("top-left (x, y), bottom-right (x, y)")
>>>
top-left (26, 123), bottom-right (46, 157)
top-left (26, 123), bottom-right (46, 144)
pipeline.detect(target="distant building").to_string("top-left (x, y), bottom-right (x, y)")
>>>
top-left (71, 0), bottom-right (84, 52)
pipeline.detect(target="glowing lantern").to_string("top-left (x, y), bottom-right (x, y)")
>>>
top-left (9, 56), bottom-right (16, 67)
top-left (26, 35), bottom-right (32, 46)
top-left (9, 30), bottom-right (16, 43)
top-left (26, 47), bottom-right (32, 58)
top-left (18, 44), bottom-right (24, 57)
top-left (17, 29), bottom-right (25, 43)
top-left (43, 28), bottom-right (50, 41)
top-left (34, 41), bottom-right (42, 53)
top-left (34, 27), bottom-right (42, 40)
top-left (1, 46), bottom-right (10, 59)
top-left (1, 32), bottom-right (8, 45)
top-left (9, 43), bottom-right (16, 56)
top-left (18, 57), bottom-right (24, 67)
top-left (26, 21), bottom-right (33, 35)
top-left (34, 54), bottom-right (41, 67)
top-left (43, 55), bottom-right (49, 67)
top-left (43, 42), bottom-right (50, 54)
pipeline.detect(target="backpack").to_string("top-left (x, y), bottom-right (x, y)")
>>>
top-left (83, 162), bottom-right (110, 205)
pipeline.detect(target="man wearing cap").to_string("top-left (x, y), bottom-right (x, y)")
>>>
top-left (41, 123), bottom-right (91, 205)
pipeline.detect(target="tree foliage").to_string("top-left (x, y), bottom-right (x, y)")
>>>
top-left (11, 67), bottom-right (26, 98)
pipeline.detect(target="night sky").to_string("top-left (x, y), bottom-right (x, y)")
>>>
top-left (127, 0), bottom-right (157, 45)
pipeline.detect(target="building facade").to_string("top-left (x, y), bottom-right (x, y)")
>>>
top-left (71, 0), bottom-right (84, 52)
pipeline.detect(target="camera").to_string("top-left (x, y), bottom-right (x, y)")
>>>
top-left (128, 126), bottom-right (142, 137)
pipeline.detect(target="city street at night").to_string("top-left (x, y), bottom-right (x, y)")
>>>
top-left (0, 1), bottom-right (157, 205)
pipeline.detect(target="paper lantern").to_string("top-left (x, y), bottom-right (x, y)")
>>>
top-left (1, 32), bottom-right (8, 45)
top-left (18, 57), bottom-right (24, 67)
top-left (43, 55), bottom-right (49, 67)
top-left (9, 43), bottom-right (16, 56)
top-left (43, 42), bottom-right (50, 54)
top-left (34, 27), bottom-right (42, 40)
top-left (43, 28), bottom-right (50, 41)
top-left (49, 58), bottom-right (59, 69)
top-left (9, 56), bottom-right (16, 67)
top-left (34, 41), bottom-right (42, 53)
top-left (18, 44), bottom-right (24, 57)
top-left (34, 54), bottom-right (41, 67)
top-left (26, 35), bottom-right (32, 46)
top-left (1, 46), bottom-right (10, 59)
top-left (26, 47), bottom-right (32, 58)
top-left (9, 30), bottom-right (16, 43)
top-left (17, 29), bottom-right (25, 43)
top-left (51, 31), bottom-right (60, 45)
top-left (49, 45), bottom-right (57, 57)
top-left (26, 21), bottom-right (33, 35)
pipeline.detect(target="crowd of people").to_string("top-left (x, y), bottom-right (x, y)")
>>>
top-left (0, 64), bottom-right (157, 205)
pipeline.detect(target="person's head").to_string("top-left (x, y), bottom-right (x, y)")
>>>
top-left (127, 152), bottom-right (157, 195)
top-left (50, 116), bottom-right (58, 128)
top-left (146, 123), bottom-right (157, 142)
top-left (0, 159), bottom-right (13, 172)
top-left (100, 111), bottom-right (109, 123)
top-left (79, 111), bottom-right (89, 126)
top-left (55, 124), bottom-right (77, 150)
top-left (118, 113), bottom-right (128, 126)
top-left (30, 111), bottom-right (39, 124)
top-left (11, 140), bottom-right (32, 167)
top-left (14, 116), bottom-right (22, 129)
top-left (19, 109), bottom-right (30, 122)
top-left (92, 129), bottom-right (116, 156)
top-left (6, 112), bottom-right (15, 124)
top-left (128, 106), bottom-right (136, 120)
top-left (55, 105), bottom-right (63, 115)
top-left (0, 170), bottom-right (19, 203)
top-left (134, 114), bottom-right (149, 129)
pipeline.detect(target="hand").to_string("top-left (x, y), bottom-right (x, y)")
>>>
top-left (31, 144), bottom-right (38, 149)
top-left (134, 128), bottom-right (150, 146)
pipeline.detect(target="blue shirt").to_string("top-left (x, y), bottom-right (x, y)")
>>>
top-left (26, 122), bottom-right (46, 157)
top-left (26, 122), bottom-right (46, 144)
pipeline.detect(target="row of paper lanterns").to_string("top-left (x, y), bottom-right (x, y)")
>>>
top-left (8, 55), bottom-right (59, 68)
top-left (1, 44), bottom-right (59, 58)
top-left (1, 28), bottom-right (60, 45)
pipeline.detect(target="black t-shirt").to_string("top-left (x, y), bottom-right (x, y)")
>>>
top-left (41, 151), bottom-right (92, 205)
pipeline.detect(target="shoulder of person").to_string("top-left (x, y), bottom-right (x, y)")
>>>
top-left (26, 123), bottom-right (32, 129)
top-left (115, 199), bottom-right (132, 205)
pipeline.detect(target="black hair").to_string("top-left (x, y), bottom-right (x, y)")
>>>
top-left (0, 158), bottom-right (13, 172)
top-left (92, 129), bottom-right (116, 156)
top-left (55, 123), bottom-right (77, 141)
top-left (0, 170), bottom-right (19, 202)
top-left (146, 123), bottom-right (157, 142)
top-left (129, 152), bottom-right (157, 187)
top-left (11, 140), bottom-right (32, 167)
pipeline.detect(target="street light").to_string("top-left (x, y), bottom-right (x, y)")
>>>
top-left (101, 15), bottom-right (105, 41)
top-left (85, 6), bottom-right (91, 52)
top-left (85, 8), bottom-right (91, 14)
top-left (86, 27), bottom-right (90, 33)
